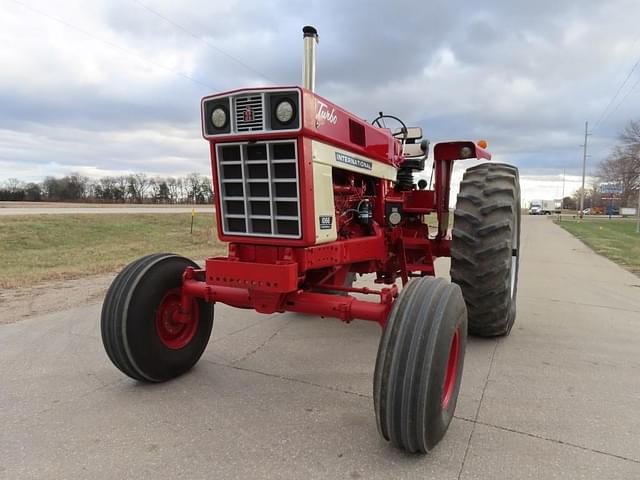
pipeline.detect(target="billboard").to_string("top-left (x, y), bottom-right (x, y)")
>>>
top-left (599, 183), bottom-right (623, 194)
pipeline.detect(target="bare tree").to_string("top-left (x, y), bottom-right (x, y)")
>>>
top-left (200, 176), bottom-right (214, 203)
top-left (126, 173), bottom-right (152, 203)
top-left (177, 177), bottom-right (188, 203)
top-left (598, 120), bottom-right (640, 207)
top-left (5, 178), bottom-right (22, 192)
top-left (135, 173), bottom-right (152, 201)
top-left (166, 177), bottom-right (179, 204)
top-left (114, 176), bottom-right (128, 203)
top-left (185, 173), bottom-right (202, 203)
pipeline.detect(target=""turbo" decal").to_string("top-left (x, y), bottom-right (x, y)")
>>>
top-left (316, 101), bottom-right (338, 125)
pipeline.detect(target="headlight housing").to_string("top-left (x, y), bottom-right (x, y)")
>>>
top-left (202, 90), bottom-right (300, 137)
top-left (275, 100), bottom-right (295, 124)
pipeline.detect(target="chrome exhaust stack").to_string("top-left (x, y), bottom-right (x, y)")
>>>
top-left (302, 26), bottom-right (319, 92)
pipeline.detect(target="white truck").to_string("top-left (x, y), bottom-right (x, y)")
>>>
top-left (529, 199), bottom-right (561, 215)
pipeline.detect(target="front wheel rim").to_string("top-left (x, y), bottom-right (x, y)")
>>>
top-left (441, 326), bottom-right (461, 410)
top-left (155, 288), bottom-right (199, 350)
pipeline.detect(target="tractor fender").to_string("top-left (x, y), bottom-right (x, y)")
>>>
top-left (433, 141), bottom-right (491, 162)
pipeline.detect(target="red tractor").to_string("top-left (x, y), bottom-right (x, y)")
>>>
top-left (101, 26), bottom-right (521, 453)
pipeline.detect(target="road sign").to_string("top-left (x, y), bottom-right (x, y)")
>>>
top-left (600, 183), bottom-right (623, 194)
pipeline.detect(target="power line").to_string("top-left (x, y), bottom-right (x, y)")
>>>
top-left (596, 74), bottom-right (640, 130)
top-left (592, 59), bottom-right (640, 131)
top-left (10, 0), bottom-right (217, 91)
top-left (131, 0), bottom-right (277, 84)
top-left (588, 74), bottom-right (640, 160)
top-left (592, 37), bottom-right (640, 132)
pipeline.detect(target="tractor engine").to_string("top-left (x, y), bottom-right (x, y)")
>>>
top-left (331, 169), bottom-right (375, 238)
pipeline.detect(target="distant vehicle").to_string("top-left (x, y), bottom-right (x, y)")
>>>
top-left (581, 208), bottom-right (591, 215)
top-left (606, 206), bottom-right (619, 216)
top-left (529, 199), bottom-right (561, 215)
top-left (529, 205), bottom-right (542, 215)
top-left (621, 207), bottom-right (638, 217)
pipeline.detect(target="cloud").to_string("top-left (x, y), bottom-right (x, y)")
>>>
top-left (2, 0), bottom-right (640, 203)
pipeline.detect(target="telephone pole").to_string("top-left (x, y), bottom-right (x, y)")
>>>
top-left (561, 168), bottom-right (566, 209)
top-left (579, 121), bottom-right (591, 213)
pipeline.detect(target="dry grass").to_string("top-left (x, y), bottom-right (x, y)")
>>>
top-left (0, 213), bottom-right (225, 289)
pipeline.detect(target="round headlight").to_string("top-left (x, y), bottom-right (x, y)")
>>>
top-left (460, 146), bottom-right (473, 159)
top-left (211, 107), bottom-right (227, 129)
top-left (275, 100), bottom-right (294, 124)
top-left (388, 211), bottom-right (402, 226)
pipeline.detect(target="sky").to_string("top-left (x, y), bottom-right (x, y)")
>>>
top-left (2, 0), bottom-right (640, 205)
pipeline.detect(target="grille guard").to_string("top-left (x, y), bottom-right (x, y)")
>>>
top-left (216, 139), bottom-right (302, 239)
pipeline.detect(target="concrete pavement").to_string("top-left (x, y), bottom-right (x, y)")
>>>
top-left (1, 216), bottom-right (639, 479)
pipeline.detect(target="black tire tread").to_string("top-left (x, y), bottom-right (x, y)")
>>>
top-left (101, 253), bottom-right (213, 382)
top-left (101, 253), bottom-right (169, 381)
top-left (450, 162), bottom-right (521, 337)
top-left (374, 276), bottom-right (467, 453)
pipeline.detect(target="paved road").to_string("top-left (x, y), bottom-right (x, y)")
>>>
top-left (1, 216), bottom-right (639, 479)
top-left (0, 206), bottom-right (214, 215)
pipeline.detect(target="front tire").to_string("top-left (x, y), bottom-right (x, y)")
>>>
top-left (450, 163), bottom-right (521, 337)
top-left (101, 253), bottom-right (214, 382)
top-left (374, 276), bottom-right (467, 453)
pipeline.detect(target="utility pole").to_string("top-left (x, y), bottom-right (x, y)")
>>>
top-left (561, 168), bottom-right (566, 209)
top-left (579, 121), bottom-right (591, 213)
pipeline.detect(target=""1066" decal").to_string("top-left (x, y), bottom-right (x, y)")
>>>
top-left (319, 215), bottom-right (333, 230)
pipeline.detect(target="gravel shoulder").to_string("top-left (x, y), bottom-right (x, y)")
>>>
top-left (0, 258), bottom-right (207, 324)
top-left (0, 273), bottom-right (114, 324)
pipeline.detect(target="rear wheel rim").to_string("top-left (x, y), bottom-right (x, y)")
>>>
top-left (155, 288), bottom-right (199, 350)
top-left (441, 326), bottom-right (461, 410)
top-left (510, 212), bottom-right (520, 299)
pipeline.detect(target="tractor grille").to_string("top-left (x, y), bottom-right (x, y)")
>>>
top-left (216, 140), bottom-right (301, 239)
top-left (234, 94), bottom-right (264, 132)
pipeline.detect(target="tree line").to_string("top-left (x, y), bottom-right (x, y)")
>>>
top-left (0, 173), bottom-right (214, 204)
top-left (3, 120), bottom-right (638, 207)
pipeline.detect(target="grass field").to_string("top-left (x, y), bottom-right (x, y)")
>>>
top-left (555, 217), bottom-right (640, 276)
top-left (0, 213), bottom-right (225, 289)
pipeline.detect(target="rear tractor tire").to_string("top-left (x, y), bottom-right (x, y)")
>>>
top-left (101, 253), bottom-right (214, 382)
top-left (374, 276), bottom-right (467, 453)
top-left (450, 163), bottom-right (521, 337)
